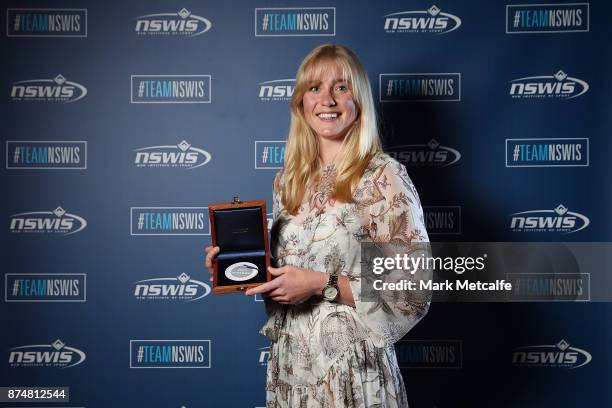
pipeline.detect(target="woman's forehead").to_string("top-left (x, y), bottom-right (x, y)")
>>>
top-left (305, 59), bottom-right (351, 82)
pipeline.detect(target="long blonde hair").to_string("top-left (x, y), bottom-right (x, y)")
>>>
top-left (282, 44), bottom-right (382, 214)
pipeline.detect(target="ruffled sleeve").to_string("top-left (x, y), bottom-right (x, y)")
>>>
top-left (349, 155), bottom-right (432, 346)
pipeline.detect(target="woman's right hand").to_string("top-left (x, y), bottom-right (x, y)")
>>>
top-left (204, 246), bottom-right (220, 282)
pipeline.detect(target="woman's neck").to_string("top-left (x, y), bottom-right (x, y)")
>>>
top-left (317, 137), bottom-right (344, 167)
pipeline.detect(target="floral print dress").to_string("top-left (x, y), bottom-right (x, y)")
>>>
top-left (261, 153), bottom-right (431, 408)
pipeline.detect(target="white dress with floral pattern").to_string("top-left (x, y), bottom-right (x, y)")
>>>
top-left (261, 153), bottom-right (430, 408)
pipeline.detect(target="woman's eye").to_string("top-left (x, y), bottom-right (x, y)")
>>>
top-left (309, 86), bottom-right (319, 92)
top-left (336, 85), bottom-right (348, 92)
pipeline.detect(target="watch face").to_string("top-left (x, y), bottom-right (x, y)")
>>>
top-left (323, 286), bottom-right (338, 300)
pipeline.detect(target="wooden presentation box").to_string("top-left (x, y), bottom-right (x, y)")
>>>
top-left (208, 198), bottom-right (271, 294)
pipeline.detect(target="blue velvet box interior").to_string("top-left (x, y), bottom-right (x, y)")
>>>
top-left (213, 207), bottom-right (268, 286)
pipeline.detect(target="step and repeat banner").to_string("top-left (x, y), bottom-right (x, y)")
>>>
top-left (2, 1), bottom-right (611, 407)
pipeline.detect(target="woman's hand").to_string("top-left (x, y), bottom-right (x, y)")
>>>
top-left (245, 266), bottom-right (327, 304)
top-left (204, 246), bottom-right (220, 282)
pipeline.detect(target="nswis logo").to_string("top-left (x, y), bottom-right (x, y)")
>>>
top-left (6, 274), bottom-right (86, 302)
top-left (255, 7), bottom-right (335, 36)
top-left (509, 70), bottom-right (589, 100)
top-left (134, 273), bottom-right (210, 301)
top-left (506, 138), bottom-right (588, 167)
top-left (130, 340), bottom-right (210, 368)
top-left (255, 141), bottom-right (285, 169)
top-left (7, 141), bottom-right (86, 170)
top-left (10, 74), bottom-right (87, 103)
top-left (510, 204), bottom-right (589, 234)
top-left (507, 273), bottom-right (590, 302)
top-left (259, 79), bottom-right (295, 101)
top-left (384, 5), bottom-right (461, 34)
top-left (7, 8), bottom-right (87, 37)
top-left (380, 73), bottom-right (460, 102)
top-left (424, 206), bottom-right (461, 235)
top-left (506, 3), bottom-right (589, 34)
top-left (131, 75), bottom-right (211, 104)
top-left (387, 139), bottom-right (461, 167)
top-left (130, 207), bottom-right (209, 235)
top-left (395, 340), bottom-right (462, 368)
top-left (135, 8), bottom-right (211, 37)
top-left (134, 140), bottom-right (211, 169)
top-left (8, 339), bottom-right (86, 368)
top-left (9, 206), bottom-right (87, 236)
top-left (512, 339), bottom-right (591, 369)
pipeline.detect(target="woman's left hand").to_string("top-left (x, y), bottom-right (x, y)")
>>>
top-left (245, 266), bottom-right (327, 304)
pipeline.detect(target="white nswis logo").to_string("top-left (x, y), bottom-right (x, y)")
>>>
top-left (9, 206), bottom-right (87, 235)
top-left (134, 273), bottom-right (210, 301)
top-left (8, 339), bottom-right (86, 368)
top-left (384, 5), bottom-right (462, 34)
top-left (258, 79), bottom-right (295, 101)
top-left (510, 204), bottom-right (590, 234)
top-left (10, 74), bottom-right (87, 103)
top-left (387, 139), bottom-right (461, 167)
top-left (509, 70), bottom-right (589, 99)
top-left (134, 140), bottom-right (211, 169)
top-left (512, 339), bottom-right (592, 369)
top-left (135, 8), bottom-right (212, 36)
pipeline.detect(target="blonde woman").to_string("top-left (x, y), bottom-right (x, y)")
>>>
top-left (206, 44), bottom-right (430, 407)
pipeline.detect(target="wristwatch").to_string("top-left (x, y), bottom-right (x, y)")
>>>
top-left (322, 273), bottom-right (339, 301)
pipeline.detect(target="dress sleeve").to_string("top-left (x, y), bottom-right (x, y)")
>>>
top-left (349, 158), bottom-right (432, 346)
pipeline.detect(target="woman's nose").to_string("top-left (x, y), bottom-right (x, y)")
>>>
top-left (318, 88), bottom-right (336, 106)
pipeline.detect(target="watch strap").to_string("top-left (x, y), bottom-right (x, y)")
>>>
top-left (327, 272), bottom-right (338, 287)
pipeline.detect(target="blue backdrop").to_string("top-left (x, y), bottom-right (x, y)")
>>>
top-left (2, 1), bottom-right (611, 407)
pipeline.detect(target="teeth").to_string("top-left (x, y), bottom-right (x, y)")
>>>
top-left (318, 113), bottom-right (338, 119)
